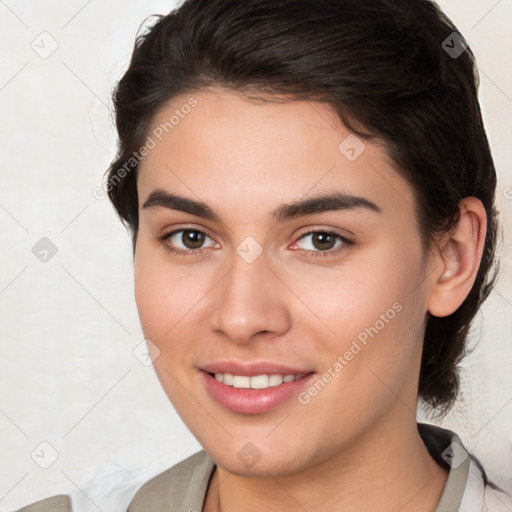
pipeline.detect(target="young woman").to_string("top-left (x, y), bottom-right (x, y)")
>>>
top-left (16, 0), bottom-right (511, 510)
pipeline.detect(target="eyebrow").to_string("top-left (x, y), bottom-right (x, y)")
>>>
top-left (142, 188), bottom-right (382, 223)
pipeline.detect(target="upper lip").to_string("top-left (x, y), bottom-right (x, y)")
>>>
top-left (200, 361), bottom-right (313, 376)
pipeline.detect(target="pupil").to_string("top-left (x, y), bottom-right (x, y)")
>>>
top-left (313, 232), bottom-right (335, 250)
top-left (183, 230), bottom-right (205, 249)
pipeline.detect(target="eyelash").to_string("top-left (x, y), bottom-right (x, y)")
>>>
top-left (157, 228), bottom-right (353, 259)
top-left (292, 229), bottom-right (354, 258)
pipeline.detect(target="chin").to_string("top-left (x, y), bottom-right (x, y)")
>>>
top-left (204, 440), bottom-right (311, 477)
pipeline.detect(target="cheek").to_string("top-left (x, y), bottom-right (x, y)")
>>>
top-left (134, 244), bottom-right (185, 342)
top-left (292, 243), bottom-right (423, 331)
top-left (290, 240), bottom-right (427, 383)
top-left (133, 248), bottom-right (197, 401)
top-left (348, 268), bottom-right (426, 396)
top-left (134, 251), bottom-right (165, 339)
top-left (133, 242), bottom-right (214, 350)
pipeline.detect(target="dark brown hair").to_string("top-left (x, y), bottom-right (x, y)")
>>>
top-left (106, 0), bottom-right (499, 416)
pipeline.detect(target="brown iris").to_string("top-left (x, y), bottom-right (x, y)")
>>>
top-left (181, 229), bottom-right (205, 249)
top-left (310, 232), bottom-right (337, 251)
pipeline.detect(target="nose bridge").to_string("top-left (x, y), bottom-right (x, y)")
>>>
top-left (210, 250), bottom-right (290, 344)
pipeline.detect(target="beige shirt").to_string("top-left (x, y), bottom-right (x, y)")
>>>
top-left (13, 423), bottom-right (512, 512)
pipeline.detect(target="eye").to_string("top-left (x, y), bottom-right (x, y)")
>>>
top-left (291, 229), bottom-right (352, 257)
top-left (159, 228), bottom-right (218, 255)
top-left (158, 227), bottom-right (351, 258)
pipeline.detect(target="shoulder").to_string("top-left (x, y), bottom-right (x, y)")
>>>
top-left (417, 422), bottom-right (512, 512)
top-left (9, 451), bottom-right (214, 512)
top-left (10, 495), bottom-right (72, 512)
top-left (127, 450), bottom-right (216, 511)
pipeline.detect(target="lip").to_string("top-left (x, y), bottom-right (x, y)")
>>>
top-left (200, 362), bottom-right (315, 415)
top-left (200, 360), bottom-right (312, 376)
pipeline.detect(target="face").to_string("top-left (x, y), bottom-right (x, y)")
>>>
top-left (134, 89), bottom-right (433, 476)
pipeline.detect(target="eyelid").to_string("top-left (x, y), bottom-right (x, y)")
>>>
top-left (157, 225), bottom-right (219, 254)
top-left (289, 228), bottom-right (353, 255)
top-left (158, 223), bottom-right (216, 240)
top-left (294, 226), bottom-right (353, 241)
top-left (158, 225), bottom-right (353, 257)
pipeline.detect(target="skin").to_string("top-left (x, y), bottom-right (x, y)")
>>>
top-left (134, 88), bottom-right (487, 512)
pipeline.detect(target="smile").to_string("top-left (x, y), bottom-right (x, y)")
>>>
top-left (213, 373), bottom-right (306, 389)
top-left (201, 369), bottom-right (314, 414)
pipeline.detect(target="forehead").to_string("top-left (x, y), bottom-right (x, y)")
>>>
top-left (137, 89), bottom-right (416, 223)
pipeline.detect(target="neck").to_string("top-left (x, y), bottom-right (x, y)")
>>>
top-left (204, 414), bottom-right (449, 512)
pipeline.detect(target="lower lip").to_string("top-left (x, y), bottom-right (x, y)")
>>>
top-left (201, 371), bottom-right (315, 414)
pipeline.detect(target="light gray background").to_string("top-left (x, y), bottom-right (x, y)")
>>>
top-left (0, 1), bottom-right (511, 510)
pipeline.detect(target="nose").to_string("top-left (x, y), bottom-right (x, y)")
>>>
top-left (209, 251), bottom-right (292, 345)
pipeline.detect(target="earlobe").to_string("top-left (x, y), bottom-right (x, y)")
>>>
top-left (427, 197), bottom-right (487, 317)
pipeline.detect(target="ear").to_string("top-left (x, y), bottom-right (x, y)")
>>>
top-left (427, 197), bottom-right (487, 318)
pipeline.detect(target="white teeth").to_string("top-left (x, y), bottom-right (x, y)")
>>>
top-left (250, 374), bottom-right (269, 389)
top-left (269, 374), bottom-right (284, 387)
top-left (232, 375), bottom-right (251, 388)
top-left (213, 372), bottom-right (305, 389)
